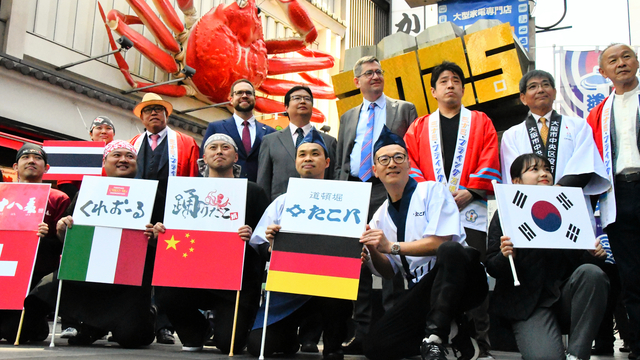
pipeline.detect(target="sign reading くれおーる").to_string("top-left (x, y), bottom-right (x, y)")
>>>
top-left (493, 183), bottom-right (595, 250)
top-left (163, 177), bottom-right (247, 232)
top-left (0, 183), bottom-right (50, 231)
top-left (72, 176), bottom-right (158, 229)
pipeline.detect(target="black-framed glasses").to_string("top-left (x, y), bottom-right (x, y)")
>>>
top-left (291, 95), bottom-right (312, 102)
top-left (142, 105), bottom-right (166, 114)
top-left (233, 90), bottom-right (254, 97)
top-left (357, 69), bottom-right (385, 78)
top-left (376, 153), bottom-right (407, 166)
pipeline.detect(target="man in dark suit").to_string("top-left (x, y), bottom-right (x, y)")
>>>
top-left (201, 79), bottom-right (276, 182)
top-left (257, 85), bottom-right (337, 202)
top-left (335, 56), bottom-right (417, 354)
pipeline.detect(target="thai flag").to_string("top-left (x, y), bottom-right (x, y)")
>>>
top-left (43, 141), bottom-right (104, 181)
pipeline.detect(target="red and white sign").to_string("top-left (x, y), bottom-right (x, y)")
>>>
top-left (107, 185), bottom-right (130, 197)
top-left (0, 183), bottom-right (50, 231)
top-left (0, 232), bottom-right (40, 309)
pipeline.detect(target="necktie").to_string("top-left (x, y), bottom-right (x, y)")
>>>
top-left (242, 120), bottom-right (252, 153)
top-left (150, 134), bottom-right (159, 151)
top-left (295, 128), bottom-right (305, 148)
top-left (539, 117), bottom-right (549, 146)
top-left (359, 103), bottom-right (377, 181)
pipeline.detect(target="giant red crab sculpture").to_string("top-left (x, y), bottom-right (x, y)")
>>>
top-left (99, 0), bottom-right (336, 122)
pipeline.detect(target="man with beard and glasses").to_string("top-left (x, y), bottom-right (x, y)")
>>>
top-left (201, 79), bottom-right (276, 182)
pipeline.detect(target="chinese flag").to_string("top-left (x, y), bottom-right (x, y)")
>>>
top-left (152, 229), bottom-right (245, 290)
top-left (0, 231), bottom-right (39, 309)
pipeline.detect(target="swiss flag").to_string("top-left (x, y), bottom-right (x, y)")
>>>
top-left (152, 229), bottom-right (245, 290)
top-left (0, 231), bottom-right (39, 310)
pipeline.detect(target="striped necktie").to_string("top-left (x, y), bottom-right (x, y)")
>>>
top-left (295, 128), bottom-right (304, 148)
top-left (359, 103), bottom-right (377, 181)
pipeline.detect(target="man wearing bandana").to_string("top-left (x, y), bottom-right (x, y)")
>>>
top-left (361, 127), bottom-right (487, 360)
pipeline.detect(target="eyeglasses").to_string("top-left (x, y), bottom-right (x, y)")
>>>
top-left (376, 153), bottom-right (407, 166)
top-left (233, 90), bottom-right (254, 97)
top-left (357, 69), bottom-right (385, 78)
top-left (142, 105), bottom-right (166, 114)
top-left (291, 95), bottom-right (312, 102)
top-left (525, 81), bottom-right (553, 92)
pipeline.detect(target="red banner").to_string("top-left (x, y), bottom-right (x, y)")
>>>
top-left (0, 232), bottom-right (40, 309)
top-left (0, 183), bottom-right (50, 231)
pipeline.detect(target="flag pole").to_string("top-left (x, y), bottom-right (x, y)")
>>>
top-left (49, 279), bottom-right (63, 347)
top-left (491, 180), bottom-right (520, 286)
top-left (258, 290), bottom-right (271, 360)
top-left (13, 309), bottom-right (25, 345)
top-left (229, 290), bottom-right (241, 356)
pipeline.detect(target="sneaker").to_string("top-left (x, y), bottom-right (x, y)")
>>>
top-left (478, 350), bottom-right (495, 360)
top-left (421, 339), bottom-right (448, 360)
top-left (450, 320), bottom-right (480, 360)
top-left (182, 345), bottom-right (203, 352)
top-left (60, 327), bottom-right (78, 339)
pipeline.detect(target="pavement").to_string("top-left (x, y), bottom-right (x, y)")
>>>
top-left (0, 323), bottom-right (633, 359)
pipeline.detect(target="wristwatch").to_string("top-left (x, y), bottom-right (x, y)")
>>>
top-left (390, 242), bottom-right (401, 255)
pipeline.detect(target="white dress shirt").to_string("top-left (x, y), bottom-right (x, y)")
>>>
top-left (234, 114), bottom-right (257, 146)
top-left (614, 84), bottom-right (640, 174)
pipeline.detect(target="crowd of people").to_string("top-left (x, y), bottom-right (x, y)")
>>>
top-left (1, 43), bottom-right (639, 360)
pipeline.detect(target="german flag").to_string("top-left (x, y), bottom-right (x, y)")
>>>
top-left (266, 232), bottom-right (362, 300)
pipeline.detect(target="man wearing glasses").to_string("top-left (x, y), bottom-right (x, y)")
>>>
top-left (201, 79), bottom-right (276, 182)
top-left (335, 55), bottom-right (417, 355)
top-left (257, 85), bottom-right (337, 202)
top-left (360, 127), bottom-right (487, 360)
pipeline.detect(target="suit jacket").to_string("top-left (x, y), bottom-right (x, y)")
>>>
top-left (201, 117), bottom-right (275, 182)
top-left (335, 97), bottom-right (417, 180)
top-left (130, 131), bottom-right (200, 178)
top-left (257, 126), bottom-right (337, 202)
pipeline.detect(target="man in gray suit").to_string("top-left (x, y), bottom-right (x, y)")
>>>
top-left (257, 85), bottom-right (337, 202)
top-left (335, 56), bottom-right (417, 354)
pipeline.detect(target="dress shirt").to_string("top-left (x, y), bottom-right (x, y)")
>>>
top-left (289, 122), bottom-right (313, 146)
top-left (234, 113), bottom-right (257, 146)
top-left (145, 127), bottom-right (168, 148)
top-left (350, 94), bottom-right (387, 177)
top-left (614, 84), bottom-right (640, 174)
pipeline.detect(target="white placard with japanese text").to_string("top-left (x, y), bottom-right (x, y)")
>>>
top-left (281, 178), bottom-right (372, 238)
top-left (164, 177), bottom-right (247, 232)
top-left (73, 176), bottom-right (158, 230)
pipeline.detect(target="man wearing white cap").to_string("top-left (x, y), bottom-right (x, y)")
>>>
top-left (151, 133), bottom-right (270, 353)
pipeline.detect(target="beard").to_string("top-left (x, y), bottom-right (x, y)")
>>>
top-left (235, 102), bottom-right (255, 112)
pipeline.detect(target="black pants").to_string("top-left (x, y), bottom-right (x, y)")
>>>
top-left (604, 180), bottom-right (640, 353)
top-left (247, 296), bottom-right (351, 357)
top-left (363, 242), bottom-right (488, 360)
top-left (156, 286), bottom-right (258, 354)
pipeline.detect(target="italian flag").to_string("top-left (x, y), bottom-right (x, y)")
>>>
top-left (58, 225), bottom-right (148, 286)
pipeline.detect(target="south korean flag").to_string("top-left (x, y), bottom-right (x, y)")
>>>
top-left (493, 183), bottom-right (595, 250)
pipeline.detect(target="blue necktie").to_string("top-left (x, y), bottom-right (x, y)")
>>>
top-left (359, 103), bottom-right (376, 181)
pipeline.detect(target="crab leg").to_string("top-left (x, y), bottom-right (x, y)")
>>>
top-left (105, 9), bottom-right (179, 74)
top-left (255, 96), bottom-right (326, 123)
top-left (268, 49), bottom-right (334, 75)
top-left (151, 0), bottom-right (186, 36)
top-left (266, 0), bottom-right (318, 54)
top-left (176, 0), bottom-right (199, 29)
top-left (117, 0), bottom-right (181, 54)
top-left (98, 3), bottom-right (187, 97)
top-left (259, 78), bottom-right (336, 99)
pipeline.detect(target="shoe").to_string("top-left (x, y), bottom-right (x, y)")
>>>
top-left (67, 330), bottom-right (101, 346)
top-left (182, 344), bottom-right (203, 352)
top-left (342, 337), bottom-right (364, 355)
top-left (450, 320), bottom-right (480, 360)
top-left (478, 350), bottom-right (495, 359)
top-left (591, 346), bottom-right (614, 355)
top-left (629, 350), bottom-right (638, 360)
top-left (156, 328), bottom-right (175, 344)
top-left (60, 327), bottom-right (78, 339)
top-left (621, 343), bottom-right (632, 353)
top-left (421, 339), bottom-right (448, 360)
top-left (301, 342), bottom-right (319, 353)
top-left (323, 349), bottom-right (344, 360)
